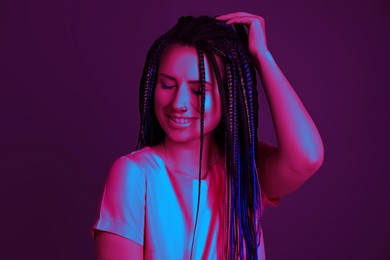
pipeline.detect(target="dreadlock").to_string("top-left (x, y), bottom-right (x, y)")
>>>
top-left (136, 15), bottom-right (263, 259)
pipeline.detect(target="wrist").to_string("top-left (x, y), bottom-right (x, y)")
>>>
top-left (251, 49), bottom-right (273, 71)
top-left (254, 49), bottom-right (273, 64)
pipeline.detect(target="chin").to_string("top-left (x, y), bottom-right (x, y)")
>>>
top-left (165, 133), bottom-right (200, 144)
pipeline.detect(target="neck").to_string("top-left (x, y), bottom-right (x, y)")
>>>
top-left (163, 136), bottom-right (222, 179)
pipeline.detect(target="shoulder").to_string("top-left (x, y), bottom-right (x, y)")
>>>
top-left (102, 147), bottom-right (157, 202)
top-left (106, 147), bottom-right (156, 187)
top-left (114, 146), bottom-right (156, 172)
top-left (123, 146), bottom-right (154, 162)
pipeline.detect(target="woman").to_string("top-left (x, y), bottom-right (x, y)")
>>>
top-left (92, 12), bottom-right (324, 259)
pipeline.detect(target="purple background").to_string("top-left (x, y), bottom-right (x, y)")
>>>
top-left (1, 0), bottom-right (389, 259)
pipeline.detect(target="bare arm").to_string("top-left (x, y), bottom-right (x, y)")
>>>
top-left (216, 12), bottom-right (324, 199)
top-left (255, 50), bottom-right (324, 198)
top-left (96, 230), bottom-right (143, 260)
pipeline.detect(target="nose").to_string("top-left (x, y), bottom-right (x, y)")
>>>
top-left (171, 84), bottom-right (190, 112)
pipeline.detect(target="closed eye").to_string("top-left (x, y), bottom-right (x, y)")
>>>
top-left (161, 83), bottom-right (206, 95)
top-left (161, 84), bottom-right (174, 89)
top-left (192, 89), bottom-right (202, 95)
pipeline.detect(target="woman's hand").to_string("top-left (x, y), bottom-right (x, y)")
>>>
top-left (215, 11), bottom-right (269, 59)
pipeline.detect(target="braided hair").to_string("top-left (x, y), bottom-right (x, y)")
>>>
top-left (136, 15), bottom-right (263, 259)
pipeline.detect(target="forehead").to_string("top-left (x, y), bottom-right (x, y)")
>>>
top-left (158, 44), bottom-right (216, 84)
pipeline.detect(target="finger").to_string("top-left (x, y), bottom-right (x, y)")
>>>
top-left (215, 11), bottom-right (256, 20)
top-left (225, 16), bottom-right (257, 25)
top-left (216, 12), bottom-right (251, 20)
top-left (228, 17), bottom-right (264, 31)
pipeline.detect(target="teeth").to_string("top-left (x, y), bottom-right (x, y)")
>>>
top-left (170, 116), bottom-right (194, 124)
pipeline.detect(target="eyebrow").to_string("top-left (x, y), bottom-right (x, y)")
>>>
top-left (158, 73), bottom-right (213, 86)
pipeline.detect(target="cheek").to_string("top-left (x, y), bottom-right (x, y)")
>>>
top-left (154, 89), bottom-right (168, 110)
top-left (154, 94), bottom-right (165, 121)
top-left (204, 93), bottom-right (222, 120)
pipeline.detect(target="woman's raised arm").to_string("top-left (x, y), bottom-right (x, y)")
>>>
top-left (216, 12), bottom-right (324, 199)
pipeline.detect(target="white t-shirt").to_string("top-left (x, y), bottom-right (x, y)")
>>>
top-left (92, 146), bottom-right (280, 259)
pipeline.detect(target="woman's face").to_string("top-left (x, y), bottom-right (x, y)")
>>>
top-left (154, 44), bottom-right (222, 144)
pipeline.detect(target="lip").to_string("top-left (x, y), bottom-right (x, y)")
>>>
top-left (168, 114), bottom-right (197, 119)
top-left (167, 115), bottom-right (198, 127)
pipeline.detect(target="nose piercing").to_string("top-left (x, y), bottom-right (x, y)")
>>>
top-left (179, 105), bottom-right (188, 111)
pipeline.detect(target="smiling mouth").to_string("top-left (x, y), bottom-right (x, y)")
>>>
top-left (167, 115), bottom-right (197, 124)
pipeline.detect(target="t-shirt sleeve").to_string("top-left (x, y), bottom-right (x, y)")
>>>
top-left (91, 156), bottom-right (146, 246)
